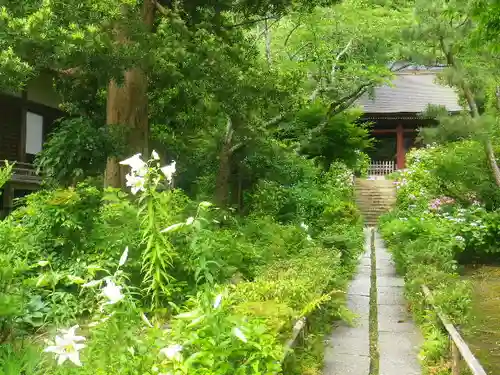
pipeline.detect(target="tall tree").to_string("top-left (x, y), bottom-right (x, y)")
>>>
top-left (404, 0), bottom-right (500, 186)
top-left (0, 0), bottom-right (337, 188)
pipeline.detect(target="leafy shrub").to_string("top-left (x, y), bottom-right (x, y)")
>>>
top-left (0, 151), bottom-right (364, 374)
top-left (35, 117), bottom-right (120, 186)
top-left (377, 143), bottom-right (500, 373)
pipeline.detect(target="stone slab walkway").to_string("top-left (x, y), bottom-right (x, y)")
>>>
top-left (323, 228), bottom-right (371, 375)
top-left (323, 228), bottom-right (421, 375)
top-left (374, 230), bottom-right (421, 375)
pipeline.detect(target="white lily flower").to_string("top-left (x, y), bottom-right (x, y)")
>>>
top-left (120, 154), bottom-right (146, 173)
top-left (119, 246), bottom-right (129, 267)
top-left (125, 173), bottom-right (145, 195)
top-left (102, 280), bottom-right (124, 305)
top-left (213, 294), bottom-right (223, 309)
top-left (44, 325), bottom-right (86, 366)
top-left (160, 161), bottom-right (176, 184)
top-left (232, 327), bottom-right (248, 343)
top-left (186, 217), bottom-right (194, 225)
top-left (160, 344), bottom-right (183, 361)
top-left (151, 150), bottom-right (160, 160)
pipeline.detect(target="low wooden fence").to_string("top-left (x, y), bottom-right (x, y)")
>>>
top-left (422, 285), bottom-right (487, 375)
top-left (368, 160), bottom-right (395, 176)
top-left (282, 317), bottom-right (307, 363)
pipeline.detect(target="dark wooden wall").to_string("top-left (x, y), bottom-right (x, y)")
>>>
top-left (0, 92), bottom-right (64, 163)
top-left (0, 94), bottom-right (22, 161)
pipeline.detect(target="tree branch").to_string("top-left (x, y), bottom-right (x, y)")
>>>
top-left (439, 37), bottom-right (479, 117)
top-left (229, 143), bottom-right (244, 153)
top-left (224, 15), bottom-right (278, 29)
top-left (327, 81), bottom-right (374, 117)
top-left (57, 67), bottom-right (82, 76)
top-left (285, 22), bottom-right (302, 48)
top-left (264, 16), bottom-right (272, 65)
top-left (264, 114), bottom-right (286, 127)
top-left (289, 41), bottom-right (313, 60)
top-left (330, 38), bottom-right (353, 82)
top-left (153, 0), bottom-right (169, 16)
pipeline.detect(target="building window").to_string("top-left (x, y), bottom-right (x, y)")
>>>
top-left (25, 111), bottom-right (44, 162)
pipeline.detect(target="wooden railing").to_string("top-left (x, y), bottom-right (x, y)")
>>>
top-left (422, 285), bottom-right (487, 375)
top-left (368, 160), bottom-right (395, 176)
top-left (282, 317), bottom-right (307, 363)
top-left (10, 161), bottom-right (41, 184)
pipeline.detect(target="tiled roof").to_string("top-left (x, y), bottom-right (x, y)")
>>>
top-left (355, 72), bottom-right (463, 114)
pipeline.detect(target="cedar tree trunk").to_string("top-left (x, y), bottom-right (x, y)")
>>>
top-left (104, 0), bottom-right (155, 188)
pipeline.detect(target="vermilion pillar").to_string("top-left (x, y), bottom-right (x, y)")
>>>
top-left (396, 124), bottom-right (405, 169)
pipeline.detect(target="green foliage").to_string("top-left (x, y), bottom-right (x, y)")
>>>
top-left (277, 104), bottom-right (373, 170)
top-left (269, 1), bottom-right (410, 104)
top-left (0, 0), bottom-right (406, 372)
top-left (377, 143), bottom-right (500, 373)
top-left (0, 161), bottom-right (13, 191)
top-left (0, 148), bottom-right (364, 373)
top-left (35, 117), bottom-right (120, 186)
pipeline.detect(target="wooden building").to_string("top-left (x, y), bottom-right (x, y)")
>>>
top-left (0, 72), bottom-right (63, 216)
top-left (355, 66), bottom-right (463, 176)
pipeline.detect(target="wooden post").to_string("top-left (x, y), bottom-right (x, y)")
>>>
top-left (19, 90), bottom-right (28, 162)
top-left (451, 339), bottom-right (460, 375)
top-left (396, 124), bottom-right (405, 169)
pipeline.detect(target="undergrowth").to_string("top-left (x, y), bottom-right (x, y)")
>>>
top-left (0, 155), bottom-right (364, 374)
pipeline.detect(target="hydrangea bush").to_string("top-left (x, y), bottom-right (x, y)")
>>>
top-left (378, 142), bottom-right (500, 372)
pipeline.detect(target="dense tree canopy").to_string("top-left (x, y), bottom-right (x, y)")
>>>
top-left (3, 0), bottom-right (500, 202)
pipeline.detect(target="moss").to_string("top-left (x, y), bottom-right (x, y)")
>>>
top-left (369, 229), bottom-right (379, 375)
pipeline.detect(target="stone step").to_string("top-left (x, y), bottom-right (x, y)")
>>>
top-left (356, 194), bottom-right (396, 197)
top-left (357, 206), bottom-right (395, 210)
top-left (355, 179), bottom-right (396, 225)
top-left (356, 187), bottom-right (396, 191)
top-left (356, 202), bottom-right (395, 207)
top-left (357, 198), bottom-right (395, 201)
top-left (357, 195), bottom-right (396, 198)
top-left (357, 203), bottom-right (394, 207)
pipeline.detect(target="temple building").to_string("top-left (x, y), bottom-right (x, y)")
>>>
top-left (355, 65), bottom-right (463, 175)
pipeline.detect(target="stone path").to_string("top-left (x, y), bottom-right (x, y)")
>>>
top-left (323, 228), bottom-right (371, 374)
top-left (374, 230), bottom-right (421, 375)
top-left (323, 228), bottom-right (421, 375)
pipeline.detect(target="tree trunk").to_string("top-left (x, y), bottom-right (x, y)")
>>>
top-left (104, 0), bottom-right (155, 188)
top-left (264, 17), bottom-right (272, 65)
top-left (485, 139), bottom-right (500, 186)
top-left (215, 117), bottom-right (235, 207)
top-left (462, 83), bottom-right (500, 186)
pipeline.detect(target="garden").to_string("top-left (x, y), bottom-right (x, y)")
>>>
top-left (4, 0), bottom-right (500, 373)
top-left (0, 152), bottom-right (365, 374)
